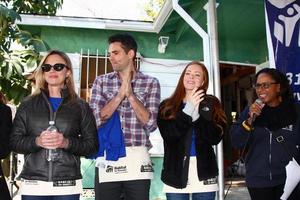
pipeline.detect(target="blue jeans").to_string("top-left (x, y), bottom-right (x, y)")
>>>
top-left (22, 194), bottom-right (80, 200)
top-left (166, 192), bottom-right (216, 200)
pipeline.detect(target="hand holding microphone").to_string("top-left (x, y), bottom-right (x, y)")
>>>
top-left (247, 99), bottom-right (265, 126)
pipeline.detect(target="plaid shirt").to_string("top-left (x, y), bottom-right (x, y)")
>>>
top-left (90, 71), bottom-right (161, 148)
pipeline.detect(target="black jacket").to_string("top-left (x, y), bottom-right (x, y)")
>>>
top-left (230, 102), bottom-right (300, 188)
top-left (0, 103), bottom-right (12, 200)
top-left (157, 99), bottom-right (224, 189)
top-left (10, 90), bottom-right (98, 182)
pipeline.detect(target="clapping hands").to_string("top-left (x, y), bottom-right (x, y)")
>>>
top-left (186, 88), bottom-right (206, 108)
top-left (119, 70), bottom-right (134, 99)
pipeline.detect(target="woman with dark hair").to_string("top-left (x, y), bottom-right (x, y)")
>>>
top-left (10, 50), bottom-right (98, 200)
top-left (230, 68), bottom-right (300, 200)
top-left (0, 91), bottom-right (12, 200)
top-left (157, 61), bottom-right (227, 200)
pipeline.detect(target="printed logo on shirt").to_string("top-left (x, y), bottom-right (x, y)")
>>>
top-left (203, 177), bottom-right (217, 185)
top-left (105, 165), bottom-right (128, 174)
top-left (114, 166), bottom-right (127, 174)
top-left (282, 125), bottom-right (293, 131)
top-left (53, 180), bottom-right (76, 187)
top-left (201, 106), bottom-right (210, 112)
top-left (24, 180), bottom-right (38, 185)
top-left (140, 163), bottom-right (154, 172)
top-left (106, 165), bottom-right (114, 173)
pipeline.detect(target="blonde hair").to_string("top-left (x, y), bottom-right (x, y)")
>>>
top-left (33, 50), bottom-right (77, 101)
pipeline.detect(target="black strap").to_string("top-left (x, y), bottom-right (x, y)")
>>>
top-left (272, 130), bottom-right (295, 160)
top-left (241, 127), bottom-right (296, 161)
top-left (239, 127), bottom-right (253, 163)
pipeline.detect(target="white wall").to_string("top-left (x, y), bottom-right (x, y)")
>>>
top-left (140, 58), bottom-right (191, 156)
top-left (67, 53), bottom-right (81, 94)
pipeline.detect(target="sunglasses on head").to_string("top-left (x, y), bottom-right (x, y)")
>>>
top-left (41, 63), bottom-right (67, 72)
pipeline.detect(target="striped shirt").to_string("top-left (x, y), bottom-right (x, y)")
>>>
top-left (90, 71), bottom-right (161, 148)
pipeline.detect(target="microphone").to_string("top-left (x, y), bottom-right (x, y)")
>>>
top-left (251, 98), bottom-right (264, 124)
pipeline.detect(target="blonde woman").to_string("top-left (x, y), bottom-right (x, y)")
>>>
top-left (10, 50), bottom-right (98, 200)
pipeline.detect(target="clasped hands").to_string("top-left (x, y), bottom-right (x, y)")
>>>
top-left (118, 70), bottom-right (134, 100)
top-left (36, 130), bottom-right (68, 149)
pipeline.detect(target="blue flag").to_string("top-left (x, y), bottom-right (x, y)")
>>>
top-left (265, 0), bottom-right (300, 101)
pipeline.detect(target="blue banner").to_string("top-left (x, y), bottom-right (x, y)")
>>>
top-left (265, 0), bottom-right (300, 101)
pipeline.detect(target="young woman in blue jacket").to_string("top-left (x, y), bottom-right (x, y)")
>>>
top-left (157, 61), bottom-right (227, 200)
top-left (230, 68), bottom-right (300, 200)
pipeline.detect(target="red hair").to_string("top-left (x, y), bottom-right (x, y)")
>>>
top-left (160, 61), bottom-right (209, 119)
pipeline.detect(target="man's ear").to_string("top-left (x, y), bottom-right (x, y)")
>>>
top-left (128, 49), bottom-right (135, 59)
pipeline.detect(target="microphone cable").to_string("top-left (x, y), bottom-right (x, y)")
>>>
top-left (224, 119), bottom-right (253, 199)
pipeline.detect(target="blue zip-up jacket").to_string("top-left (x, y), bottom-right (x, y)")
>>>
top-left (230, 103), bottom-right (300, 188)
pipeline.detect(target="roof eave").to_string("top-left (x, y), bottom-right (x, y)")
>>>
top-left (17, 0), bottom-right (173, 33)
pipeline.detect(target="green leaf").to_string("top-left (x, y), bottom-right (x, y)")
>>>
top-left (11, 59), bottom-right (23, 75)
top-left (9, 83), bottom-right (29, 103)
top-left (25, 56), bottom-right (38, 72)
top-left (15, 30), bottom-right (32, 46)
top-left (0, 1), bottom-right (62, 104)
top-left (0, 5), bottom-right (21, 23)
top-left (12, 0), bottom-right (63, 15)
top-left (30, 38), bottom-right (47, 52)
top-left (6, 62), bottom-right (13, 78)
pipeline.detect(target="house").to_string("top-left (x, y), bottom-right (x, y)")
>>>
top-left (17, 0), bottom-right (267, 199)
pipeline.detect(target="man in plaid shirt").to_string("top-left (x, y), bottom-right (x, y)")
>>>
top-left (90, 33), bottom-right (161, 200)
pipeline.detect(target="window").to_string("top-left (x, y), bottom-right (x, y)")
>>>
top-left (79, 50), bottom-right (140, 102)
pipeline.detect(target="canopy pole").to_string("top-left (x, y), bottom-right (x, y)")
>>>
top-left (171, 0), bottom-right (210, 73)
top-left (172, 0), bottom-right (224, 199)
top-left (206, 0), bottom-right (224, 199)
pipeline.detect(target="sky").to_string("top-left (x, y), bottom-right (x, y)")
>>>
top-left (56, 0), bottom-right (150, 21)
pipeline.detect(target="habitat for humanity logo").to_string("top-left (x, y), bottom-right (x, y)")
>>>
top-left (106, 165), bottom-right (127, 174)
top-left (265, 0), bottom-right (300, 102)
top-left (267, 0), bottom-right (300, 47)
